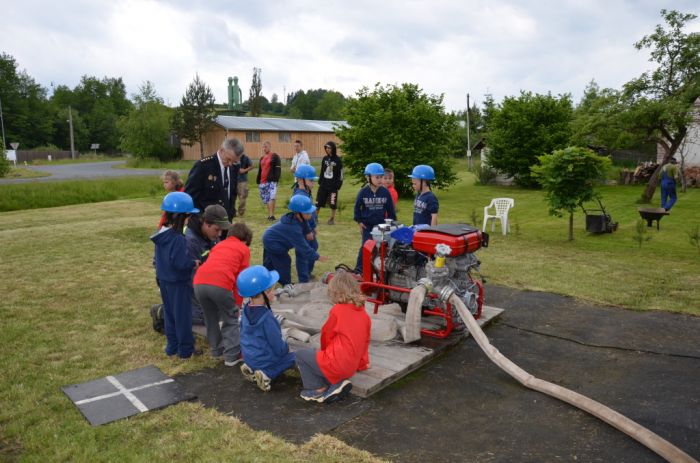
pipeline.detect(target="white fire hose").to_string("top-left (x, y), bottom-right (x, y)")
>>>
top-left (447, 293), bottom-right (696, 463)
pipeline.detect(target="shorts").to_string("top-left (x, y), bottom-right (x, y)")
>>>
top-left (316, 185), bottom-right (338, 210)
top-left (258, 182), bottom-right (277, 204)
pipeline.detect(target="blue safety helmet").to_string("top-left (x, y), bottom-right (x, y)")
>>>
top-left (161, 191), bottom-right (199, 214)
top-left (408, 164), bottom-right (435, 181)
top-left (288, 194), bottom-right (317, 214)
top-left (364, 162), bottom-right (385, 176)
top-left (294, 164), bottom-right (319, 181)
top-left (237, 265), bottom-right (280, 298)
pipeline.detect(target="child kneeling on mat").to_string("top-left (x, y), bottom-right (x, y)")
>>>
top-left (296, 271), bottom-right (371, 403)
top-left (237, 265), bottom-right (295, 392)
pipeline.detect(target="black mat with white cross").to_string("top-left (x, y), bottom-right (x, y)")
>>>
top-left (62, 365), bottom-right (195, 426)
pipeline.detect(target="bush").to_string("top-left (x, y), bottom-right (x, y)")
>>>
top-left (474, 162), bottom-right (497, 185)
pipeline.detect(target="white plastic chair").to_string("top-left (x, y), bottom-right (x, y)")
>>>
top-left (483, 198), bottom-right (515, 235)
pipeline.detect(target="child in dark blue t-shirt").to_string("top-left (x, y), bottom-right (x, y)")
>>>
top-left (409, 164), bottom-right (439, 226)
top-left (353, 163), bottom-right (396, 273)
top-left (237, 265), bottom-right (295, 392)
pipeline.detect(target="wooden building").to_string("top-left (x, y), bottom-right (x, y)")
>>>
top-left (180, 116), bottom-right (345, 161)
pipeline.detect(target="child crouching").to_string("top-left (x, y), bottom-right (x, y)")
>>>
top-left (296, 271), bottom-right (371, 403)
top-left (237, 265), bottom-right (296, 391)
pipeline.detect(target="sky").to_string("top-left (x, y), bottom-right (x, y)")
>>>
top-left (2, 0), bottom-right (699, 112)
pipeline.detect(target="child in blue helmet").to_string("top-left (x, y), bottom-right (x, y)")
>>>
top-left (353, 163), bottom-right (396, 273)
top-left (292, 165), bottom-right (319, 281)
top-left (409, 164), bottom-right (439, 227)
top-left (238, 265), bottom-right (295, 392)
top-left (151, 191), bottom-right (201, 359)
top-left (262, 195), bottom-right (327, 286)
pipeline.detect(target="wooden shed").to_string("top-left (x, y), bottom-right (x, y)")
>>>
top-left (181, 116), bottom-right (345, 161)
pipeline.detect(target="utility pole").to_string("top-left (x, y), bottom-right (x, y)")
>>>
top-left (466, 93), bottom-right (472, 171)
top-left (0, 95), bottom-right (6, 149)
top-left (68, 106), bottom-right (76, 159)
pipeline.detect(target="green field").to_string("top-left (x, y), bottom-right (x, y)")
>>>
top-left (1, 167), bottom-right (698, 461)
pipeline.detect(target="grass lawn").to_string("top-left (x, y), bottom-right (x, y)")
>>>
top-left (1, 163), bottom-right (698, 461)
top-left (28, 154), bottom-right (124, 165)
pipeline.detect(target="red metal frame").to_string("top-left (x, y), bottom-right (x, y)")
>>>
top-left (359, 239), bottom-right (483, 339)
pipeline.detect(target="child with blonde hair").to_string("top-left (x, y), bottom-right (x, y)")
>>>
top-left (295, 271), bottom-right (371, 403)
top-left (158, 170), bottom-right (185, 229)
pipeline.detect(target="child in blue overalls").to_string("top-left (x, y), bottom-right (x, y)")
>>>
top-left (262, 195), bottom-right (325, 286)
top-left (292, 165), bottom-right (319, 282)
top-left (409, 164), bottom-right (439, 226)
top-left (237, 265), bottom-right (296, 392)
top-left (151, 192), bottom-right (201, 359)
top-left (353, 163), bottom-right (396, 273)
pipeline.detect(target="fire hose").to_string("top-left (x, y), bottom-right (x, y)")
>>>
top-left (440, 291), bottom-right (697, 463)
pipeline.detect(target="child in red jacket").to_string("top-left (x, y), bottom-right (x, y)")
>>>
top-left (295, 271), bottom-right (371, 403)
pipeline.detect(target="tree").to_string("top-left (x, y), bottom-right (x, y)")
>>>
top-left (623, 9), bottom-right (700, 203)
top-left (118, 81), bottom-right (177, 161)
top-left (335, 83), bottom-right (459, 196)
top-left (486, 91), bottom-right (573, 187)
top-left (172, 74), bottom-right (216, 158)
top-left (0, 53), bottom-right (54, 149)
top-left (249, 67), bottom-right (263, 117)
top-left (0, 136), bottom-right (9, 177)
top-left (313, 91), bottom-right (346, 120)
top-left (531, 146), bottom-right (611, 241)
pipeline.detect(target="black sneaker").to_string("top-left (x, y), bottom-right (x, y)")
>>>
top-left (268, 216), bottom-right (276, 222)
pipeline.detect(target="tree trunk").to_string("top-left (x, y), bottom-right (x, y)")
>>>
top-left (568, 212), bottom-right (574, 241)
top-left (198, 134), bottom-right (204, 159)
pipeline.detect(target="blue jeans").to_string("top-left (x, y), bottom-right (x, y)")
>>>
top-left (296, 236), bottom-right (318, 282)
top-left (159, 281), bottom-right (195, 358)
top-left (660, 181), bottom-right (677, 211)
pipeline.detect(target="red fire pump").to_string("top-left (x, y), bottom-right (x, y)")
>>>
top-left (358, 221), bottom-right (488, 339)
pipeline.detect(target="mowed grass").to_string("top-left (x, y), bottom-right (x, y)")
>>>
top-left (1, 162), bottom-right (698, 461)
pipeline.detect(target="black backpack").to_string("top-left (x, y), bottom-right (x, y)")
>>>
top-left (150, 304), bottom-right (165, 334)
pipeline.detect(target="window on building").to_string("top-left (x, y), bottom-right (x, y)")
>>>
top-left (278, 132), bottom-right (291, 143)
top-left (245, 131), bottom-right (260, 142)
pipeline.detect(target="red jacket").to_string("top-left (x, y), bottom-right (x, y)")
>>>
top-left (193, 236), bottom-right (250, 306)
top-left (387, 185), bottom-right (399, 207)
top-left (316, 303), bottom-right (371, 384)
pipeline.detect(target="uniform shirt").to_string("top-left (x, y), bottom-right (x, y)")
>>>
top-left (262, 213), bottom-right (319, 262)
top-left (316, 303), bottom-right (371, 384)
top-left (353, 185), bottom-right (396, 227)
top-left (413, 191), bottom-right (439, 226)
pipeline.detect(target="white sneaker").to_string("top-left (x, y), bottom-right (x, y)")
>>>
top-left (240, 363), bottom-right (255, 382)
top-left (225, 356), bottom-right (244, 367)
top-left (254, 370), bottom-right (271, 392)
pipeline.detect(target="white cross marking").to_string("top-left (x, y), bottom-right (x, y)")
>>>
top-left (74, 377), bottom-right (174, 412)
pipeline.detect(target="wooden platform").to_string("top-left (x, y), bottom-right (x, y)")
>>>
top-left (289, 305), bottom-right (503, 398)
top-left (193, 305), bottom-right (503, 398)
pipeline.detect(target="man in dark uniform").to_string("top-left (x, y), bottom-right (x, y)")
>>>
top-left (185, 138), bottom-right (245, 220)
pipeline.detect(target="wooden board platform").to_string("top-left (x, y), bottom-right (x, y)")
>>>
top-left (289, 305), bottom-right (503, 398)
top-left (193, 305), bottom-right (503, 398)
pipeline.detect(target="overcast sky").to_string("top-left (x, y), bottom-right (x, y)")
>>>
top-left (2, 0), bottom-right (699, 112)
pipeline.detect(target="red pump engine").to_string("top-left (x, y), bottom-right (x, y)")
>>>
top-left (359, 222), bottom-right (488, 338)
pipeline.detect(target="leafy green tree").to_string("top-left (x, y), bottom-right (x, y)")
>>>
top-left (172, 74), bottom-right (216, 158)
top-left (71, 76), bottom-right (132, 152)
top-left (0, 53), bottom-right (54, 148)
top-left (335, 83), bottom-right (459, 196)
top-left (531, 146), bottom-right (611, 241)
top-left (623, 9), bottom-right (700, 203)
top-left (249, 67), bottom-right (263, 117)
top-left (313, 91), bottom-right (346, 120)
top-left (0, 136), bottom-right (9, 177)
top-left (118, 82), bottom-right (177, 161)
top-left (486, 91), bottom-right (573, 187)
